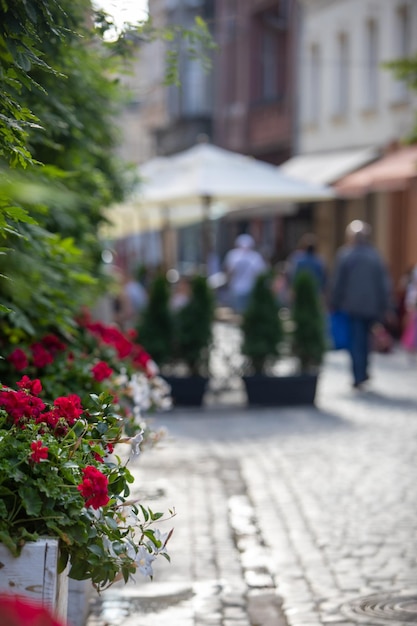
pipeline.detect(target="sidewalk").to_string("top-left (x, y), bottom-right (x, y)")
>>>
top-left (86, 348), bottom-right (417, 626)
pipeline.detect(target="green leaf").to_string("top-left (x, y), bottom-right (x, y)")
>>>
top-left (18, 485), bottom-right (43, 516)
top-left (88, 544), bottom-right (105, 557)
top-left (139, 504), bottom-right (149, 522)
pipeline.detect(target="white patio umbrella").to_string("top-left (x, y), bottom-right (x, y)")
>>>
top-left (130, 141), bottom-right (334, 265)
top-left (134, 141), bottom-right (334, 210)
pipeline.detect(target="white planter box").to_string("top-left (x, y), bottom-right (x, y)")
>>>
top-left (68, 578), bottom-right (94, 626)
top-left (0, 538), bottom-right (68, 620)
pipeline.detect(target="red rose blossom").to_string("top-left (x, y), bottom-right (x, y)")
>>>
top-left (53, 394), bottom-right (83, 425)
top-left (91, 361), bottom-right (113, 382)
top-left (42, 334), bottom-right (66, 354)
top-left (131, 346), bottom-right (152, 372)
top-left (31, 342), bottom-right (54, 368)
top-left (0, 594), bottom-right (65, 626)
top-left (30, 440), bottom-right (48, 463)
top-left (0, 390), bottom-right (45, 425)
top-left (17, 376), bottom-right (42, 396)
top-left (36, 410), bottom-right (60, 431)
top-left (77, 465), bottom-right (109, 509)
top-left (8, 348), bottom-right (29, 371)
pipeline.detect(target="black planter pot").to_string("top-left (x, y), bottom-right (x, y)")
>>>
top-left (243, 374), bottom-right (318, 407)
top-left (163, 375), bottom-right (208, 407)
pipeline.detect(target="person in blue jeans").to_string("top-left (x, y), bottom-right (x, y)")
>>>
top-left (330, 220), bottom-right (392, 389)
top-left (290, 233), bottom-right (327, 295)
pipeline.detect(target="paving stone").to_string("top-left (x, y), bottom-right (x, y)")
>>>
top-left (86, 347), bottom-right (417, 626)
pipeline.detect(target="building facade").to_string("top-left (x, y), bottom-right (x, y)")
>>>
top-left (289, 0), bottom-right (417, 284)
top-left (214, 0), bottom-right (296, 165)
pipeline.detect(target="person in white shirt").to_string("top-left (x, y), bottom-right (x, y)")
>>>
top-left (224, 234), bottom-right (267, 314)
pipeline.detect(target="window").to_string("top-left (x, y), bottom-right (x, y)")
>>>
top-left (308, 43), bottom-right (321, 124)
top-left (224, 0), bottom-right (237, 105)
top-left (183, 56), bottom-right (210, 115)
top-left (261, 29), bottom-right (279, 100)
top-left (392, 4), bottom-right (411, 102)
top-left (254, 8), bottom-right (287, 103)
top-left (363, 19), bottom-right (379, 110)
top-left (333, 33), bottom-right (349, 117)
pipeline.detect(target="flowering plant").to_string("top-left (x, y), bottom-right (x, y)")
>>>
top-left (2, 319), bottom-right (172, 445)
top-left (0, 376), bottom-right (173, 590)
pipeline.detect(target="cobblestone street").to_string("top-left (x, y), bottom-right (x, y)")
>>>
top-left (87, 346), bottom-right (417, 626)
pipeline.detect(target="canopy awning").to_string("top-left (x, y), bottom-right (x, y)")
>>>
top-left (134, 142), bottom-right (335, 210)
top-left (280, 147), bottom-right (378, 186)
top-left (335, 145), bottom-right (417, 197)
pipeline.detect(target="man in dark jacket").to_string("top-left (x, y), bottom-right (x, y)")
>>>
top-left (331, 220), bottom-right (391, 389)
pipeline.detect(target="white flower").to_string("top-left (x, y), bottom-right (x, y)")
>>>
top-left (151, 529), bottom-right (170, 553)
top-left (146, 359), bottom-right (160, 376)
top-left (136, 546), bottom-right (156, 577)
top-left (130, 430), bottom-right (144, 458)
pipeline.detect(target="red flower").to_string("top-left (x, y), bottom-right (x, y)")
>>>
top-left (53, 394), bottom-right (83, 425)
top-left (0, 390), bottom-right (45, 424)
top-left (131, 345), bottom-right (152, 372)
top-left (114, 337), bottom-right (133, 359)
top-left (17, 376), bottom-right (42, 396)
top-left (86, 323), bottom-right (134, 358)
top-left (8, 348), bottom-right (28, 371)
top-left (42, 334), bottom-right (66, 354)
top-left (0, 594), bottom-right (65, 626)
top-left (36, 410), bottom-right (60, 431)
top-left (30, 440), bottom-right (48, 463)
top-left (31, 342), bottom-right (54, 368)
top-left (126, 328), bottom-right (138, 341)
top-left (91, 361), bottom-right (113, 382)
top-left (75, 307), bottom-right (92, 327)
top-left (77, 465), bottom-right (109, 509)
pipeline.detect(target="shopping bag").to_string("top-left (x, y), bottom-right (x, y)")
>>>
top-left (329, 311), bottom-right (350, 350)
top-left (372, 323), bottom-right (393, 353)
top-left (401, 312), bottom-right (417, 352)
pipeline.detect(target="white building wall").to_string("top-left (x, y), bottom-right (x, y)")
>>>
top-left (298, 0), bottom-right (417, 154)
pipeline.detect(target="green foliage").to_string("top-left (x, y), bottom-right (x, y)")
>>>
top-left (174, 275), bottom-right (214, 375)
top-left (291, 271), bottom-right (326, 373)
top-left (385, 53), bottom-right (417, 142)
top-left (0, 386), bottom-right (172, 589)
top-left (160, 16), bottom-right (216, 87)
top-left (241, 272), bottom-right (283, 375)
top-left (0, 0), bottom-right (216, 343)
top-left (138, 275), bottom-right (173, 366)
top-left (137, 274), bottom-right (215, 376)
top-left (0, 0), bottom-right (131, 339)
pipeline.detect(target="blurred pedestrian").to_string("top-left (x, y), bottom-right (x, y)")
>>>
top-left (272, 262), bottom-right (291, 308)
top-left (289, 233), bottom-right (326, 295)
top-left (400, 264), bottom-right (417, 354)
top-left (330, 220), bottom-right (392, 389)
top-left (114, 269), bottom-right (148, 331)
top-left (223, 234), bottom-right (267, 314)
top-left (170, 275), bottom-right (191, 311)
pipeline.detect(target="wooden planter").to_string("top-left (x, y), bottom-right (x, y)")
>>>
top-left (243, 374), bottom-right (318, 407)
top-left (0, 538), bottom-right (68, 620)
top-left (163, 375), bottom-right (208, 406)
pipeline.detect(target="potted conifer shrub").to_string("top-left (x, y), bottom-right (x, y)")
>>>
top-left (137, 273), bottom-right (174, 368)
top-left (289, 270), bottom-right (326, 403)
top-left (138, 274), bottom-right (215, 406)
top-left (241, 271), bottom-right (284, 405)
top-left (292, 270), bottom-right (326, 374)
top-left (240, 270), bottom-right (326, 406)
top-left (167, 274), bottom-right (215, 406)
